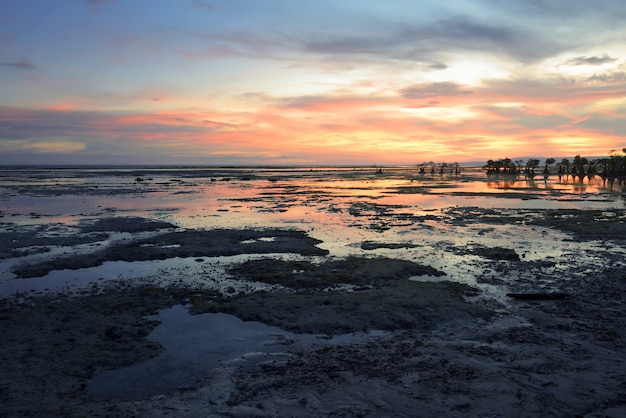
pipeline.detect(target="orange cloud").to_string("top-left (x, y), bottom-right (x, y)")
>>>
top-left (1, 67), bottom-right (624, 167)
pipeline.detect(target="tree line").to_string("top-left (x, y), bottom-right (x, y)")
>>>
top-left (484, 149), bottom-right (626, 179)
top-left (417, 161), bottom-right (461, 174)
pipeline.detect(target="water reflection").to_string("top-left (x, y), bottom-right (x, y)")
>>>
top-left (1, 166), bottom-right (624, 230)
top-left (485, 172), bottom-right (624, 197)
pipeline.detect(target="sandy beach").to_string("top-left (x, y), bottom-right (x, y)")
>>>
top-left (1, 166), bottom-right (625, 417)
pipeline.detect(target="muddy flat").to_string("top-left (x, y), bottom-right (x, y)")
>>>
top-left (1, 166), bottom-right (625, 417)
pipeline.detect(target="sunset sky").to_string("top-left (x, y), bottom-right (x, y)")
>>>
top-left (1, 0), bottom-right (625, 165)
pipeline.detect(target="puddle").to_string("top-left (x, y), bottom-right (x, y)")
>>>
top-left (409, 275), bottom-right (450, 283)
top-left (0, 254), bottom-right (298, 297)
top-left (240, 237), bottom-right (276, 244)
top-left (87, 304), bottom-right (390, 400)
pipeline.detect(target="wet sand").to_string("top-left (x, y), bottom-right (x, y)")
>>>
top-left (1, 167), bottom-right (625, 417)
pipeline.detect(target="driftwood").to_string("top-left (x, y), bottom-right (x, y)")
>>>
top-left (506, 292), bottom-right (571, 300)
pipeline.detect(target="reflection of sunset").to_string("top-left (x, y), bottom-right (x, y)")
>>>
top-left (5, 167), bottom-right (622, 234)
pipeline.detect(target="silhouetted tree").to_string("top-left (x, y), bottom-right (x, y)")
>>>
top-left (501, 158), bottom-right (514, 174)
top-left (597, 157), bottom-right (611, 176)
top-left (543, 158), bottom-right (556, 174)
top-left (484, 157), bottom-right (519, 174)
top-left (525, 158), bottom-right (540, 177)
top-left (604, 149), bottom-right (626, 178)
top-left (587, 159), bottom-right (599, 176)
top-left (572, 155), bottom-right (588, 175)
top-left (558, 158), bottom-right (570, 176)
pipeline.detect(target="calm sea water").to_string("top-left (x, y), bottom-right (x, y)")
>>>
top-left (1, 165), bottom-right (623, 220)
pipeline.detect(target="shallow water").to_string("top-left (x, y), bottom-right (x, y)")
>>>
top-left (1, 166), bottom-right (624, 297)
top-left (87, 304), bottom-right (390, 400)
top-left (87, 305), bottom-right (299, 399)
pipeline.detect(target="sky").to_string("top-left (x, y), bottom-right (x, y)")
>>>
top-left (1, 0), bottom-right (625, 166)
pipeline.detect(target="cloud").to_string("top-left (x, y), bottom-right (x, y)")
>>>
top-left (0, 105), bottom-right (259, 164)
top-left (427, 62), bottom-right (448, 70)
top-left (302, 16), bottom-right (546, 64)
top-left (279, 95), bottom-right (389, 112)
top-left (564, 55), bottom-right (617, 66)
top-left (431, 18), bottom-right (515, 43)
top-left (192, 0), bottom-right (216, 11)
top-left (0, 139), bottom-right (86, 154)
top-left (399, 82), bottom-right (473, 100)
top-left (577, 112), bottom-right (626, 136)
top-left (295, 3), bottom-right (626, 68)
top-left (483, 105), bottom-right (572, 130)
top-left (481, 0), bottom-right (626, 21)
top-left (477, 75), bottom-right (626, 106)
top-left (587, 71), bottom-right (626, 84)
top-left (0, 57), bottom-right (36, 70)
top-left (0, 106), bottom-right (228, 143)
